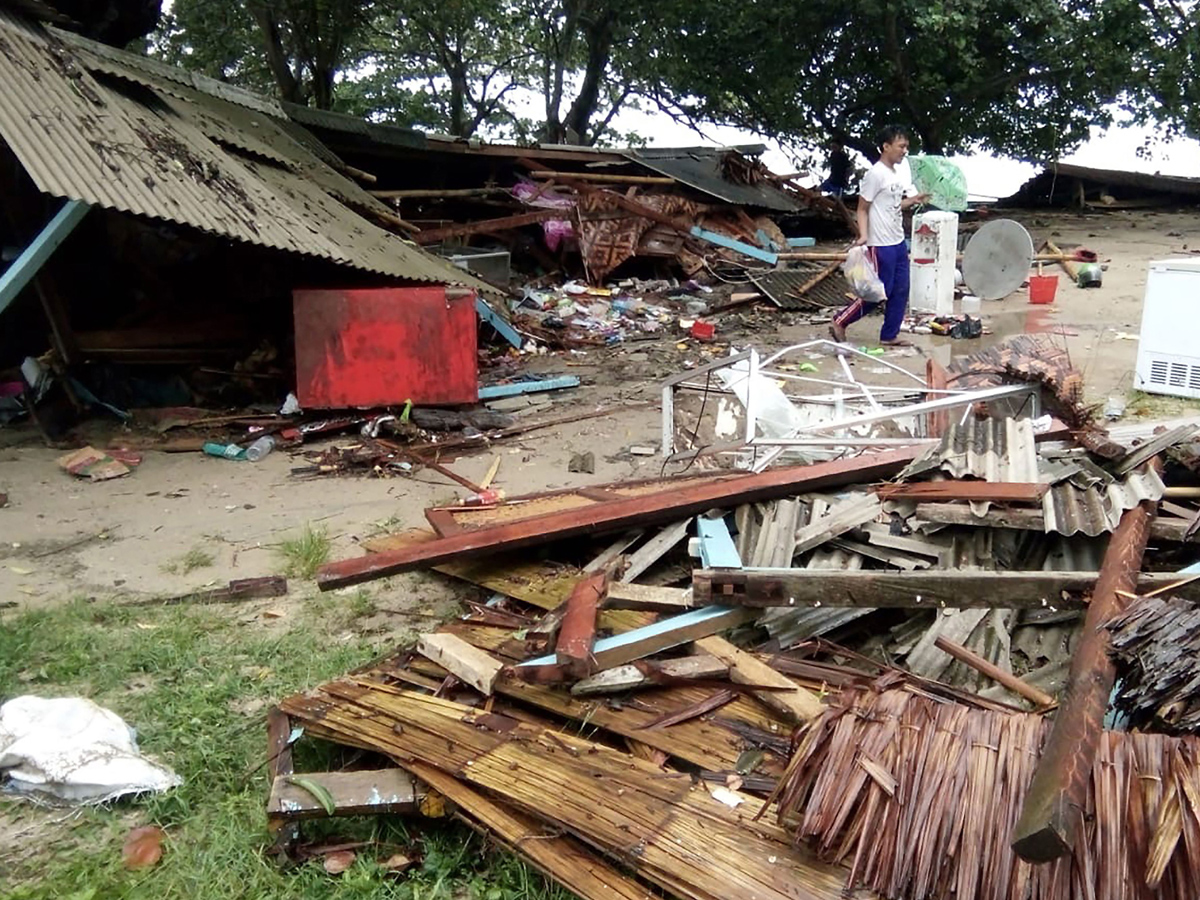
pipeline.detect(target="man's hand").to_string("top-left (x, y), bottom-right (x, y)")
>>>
top-left (901, 193), bottom-right (931, 210)
top-left (852, 235), bottom-right (868, 247)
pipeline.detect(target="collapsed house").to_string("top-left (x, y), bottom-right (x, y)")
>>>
top-left (1003, 162), bottom-right (1200, 210)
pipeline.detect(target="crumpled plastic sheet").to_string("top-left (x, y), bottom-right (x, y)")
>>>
top-left (0, 696), bottom-right (182, 805)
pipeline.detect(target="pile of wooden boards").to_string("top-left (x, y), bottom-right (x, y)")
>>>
top-left (267, 404), bottom-right (1200, 899)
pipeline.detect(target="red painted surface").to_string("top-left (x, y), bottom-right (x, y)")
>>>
top-left (293, 287), bottom-right (478, 408)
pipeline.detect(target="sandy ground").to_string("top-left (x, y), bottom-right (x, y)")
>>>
top-left (1, 207), bottom-right (1198, 611)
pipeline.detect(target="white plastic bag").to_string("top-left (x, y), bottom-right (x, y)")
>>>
top-left (0, 696), bottom-right (181, 804)
top-left (841, 246), bottom-right (887, 304)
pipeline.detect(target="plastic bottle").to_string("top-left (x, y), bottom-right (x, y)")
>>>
top-left (243, 435), bottom-right (276, 462)
top-left (203, 442), bottom-right (246, 460)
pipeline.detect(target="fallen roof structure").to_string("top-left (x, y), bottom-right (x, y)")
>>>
top-left (0, 10), bottom-right (494, 292)
top-left (1003, 161), bottom-right (1200, 209)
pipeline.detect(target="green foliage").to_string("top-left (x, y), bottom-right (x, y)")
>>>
top-left (641, 0), bottom-right (1166, 159)
top-left (0, 599), bottom-right (563, 899)
top-left (278, 524), bottom-right (332, 579)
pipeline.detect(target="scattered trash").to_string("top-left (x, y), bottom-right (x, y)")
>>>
top-left (567, 451), bottom-right (595, 474)
top-left (0, 696), bottom-right (181, 804)
top-left (56, 447), bottom-right (137, 481)
top-left (203, 442), bottom-right (247, 461)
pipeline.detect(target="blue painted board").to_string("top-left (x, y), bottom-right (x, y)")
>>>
top-left (786, 237), bottom-right (817, 248)
top-left (475, 296), bottom-right (522, 349)
top-left (517, 604), bottom-right (742, 668)
top-left (694, 516), bottom-right (742, 569)
top-left (0, 200), bottom-right (89, 316)
top-left (689, 226), bottom-right (778, 265)
top-left (478, 376), bottom-right (580, 399)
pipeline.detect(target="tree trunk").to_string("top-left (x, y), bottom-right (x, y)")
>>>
top-left (252, 6), bottom-right (304, 105)
top-left (564, 8), bottom-right (618, 143)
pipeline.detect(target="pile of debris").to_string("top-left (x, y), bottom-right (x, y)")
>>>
top-left (264, 335), bottom-right (1200, 899)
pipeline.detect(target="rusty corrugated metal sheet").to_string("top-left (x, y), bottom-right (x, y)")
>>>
top-left (0, 12), bottom-right (495, 292)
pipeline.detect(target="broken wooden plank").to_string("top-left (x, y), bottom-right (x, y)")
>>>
top-left (693, 636), bottom-right (824, 723)
top-left (793, 493), bottom-right (881, 556)
top-left (555, 571), bottom-right (607, 678)
top-left (266, 707), bottom-right (300, 857)
top-left (412, 209), bottom-right (563, 245)
top-left (620, 519), bottom-right (690, 582)
top-left (640, 689), bottom-right (738, 730)
top-left (318, 448), bottom-right (922, 589)
top-left (129, 575), bottom-right (288, 608)
top-left (1012, 498), bottom-right (1157, 862)
top-left (518, 605), bottom-right (755, 671)
top-left (603, 583), bottom-right (696, 612)
top-left (268, 768), bottom-right (421, 820)
top-left (692, 568), bottom-right (1200, 608)
top-left (571, 656), bottom-right (729, 696)
top-left (417, 633), bottom-right (505, 695)
top-left (875, 481), bottom-right (1048, 503)
top-left (932, 635), bottom-right (1055, 707)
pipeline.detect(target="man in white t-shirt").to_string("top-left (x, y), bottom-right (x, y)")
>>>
top-left (830, 125), bottom-right (928, 345)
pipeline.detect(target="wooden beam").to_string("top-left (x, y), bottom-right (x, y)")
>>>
top-left (0, 199), bottom-right (89, 317)
top-left (370, 187), bottom-right (513, 199)
top-left (693, 636), bottom-right (825, 723)
top-left (603, 583), bottom-right (696, 612)
top-left (555, 571), bottom-right (607, 678)
top-left (529, 170), bottom-right (674, 184)
top-left (692, 567), bottom-right (1200, 608)
top-left (1012, 499), bottom-right (1157, 862)
top-left (318, 447), bottom-right (923, 589)
top-left (875, 482), bottom-right (1049, 503)
top-left (620, 520), bottom-right (690, 582)
top-left (267, 768), bottom-right (421, 820)
top-left (265, 708), bottom-right (299, 857)
top-left (571, 656), bottom-right (729, 696)
top-left (417, 633), bottom-right (505, 695)
top-left (412, 208), bottom-right (564, 245)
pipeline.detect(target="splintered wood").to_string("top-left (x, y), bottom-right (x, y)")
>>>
top-left (774, 688), bottom-right (1200, 900)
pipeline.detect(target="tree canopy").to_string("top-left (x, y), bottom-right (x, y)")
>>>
top-left (148, 0), bottom-right (1199, 160)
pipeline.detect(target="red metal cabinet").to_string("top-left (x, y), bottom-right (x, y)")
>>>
top-left (293, 286), bottom-right (478, 408)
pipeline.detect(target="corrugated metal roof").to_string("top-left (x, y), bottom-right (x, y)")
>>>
top-left (0, 13), bottom-right (495, 292)
top-left (894, 416), bottom-right (1164, 536)
top-left (901, 416), bottom-right (1039, 483)
top-left (51, 25), bottom-right (286, 117)
top-left (625, 148), bottom-right (800, 212)
top-left (1043, 466), bottom-right (1165, 537)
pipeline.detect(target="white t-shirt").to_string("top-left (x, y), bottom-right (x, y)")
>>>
top-left (860, 159), bottom-right (914, 247)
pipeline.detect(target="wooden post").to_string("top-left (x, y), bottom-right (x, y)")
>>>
top-left (1011, 498), bottom-right (1157, 862)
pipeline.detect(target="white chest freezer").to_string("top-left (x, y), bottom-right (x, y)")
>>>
top-left (1134, 258), bottom-right (1200, 398)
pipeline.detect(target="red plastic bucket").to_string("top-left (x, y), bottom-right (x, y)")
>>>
top-left (1028, 274), bottom-right (1058, 304)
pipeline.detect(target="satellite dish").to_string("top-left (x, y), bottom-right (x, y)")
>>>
top-left (962, 219), bottom-right (1034, 300)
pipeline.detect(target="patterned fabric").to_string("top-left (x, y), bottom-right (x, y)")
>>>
top-left (576, 192), bottom-right (701, 281)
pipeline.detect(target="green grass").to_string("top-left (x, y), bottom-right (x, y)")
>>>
top-left (161, 546), bottom-right (216, 576)
top-left (0, 598), bottom-right (565, 900)
top-left (278, 526), bottom-right (332, 580)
